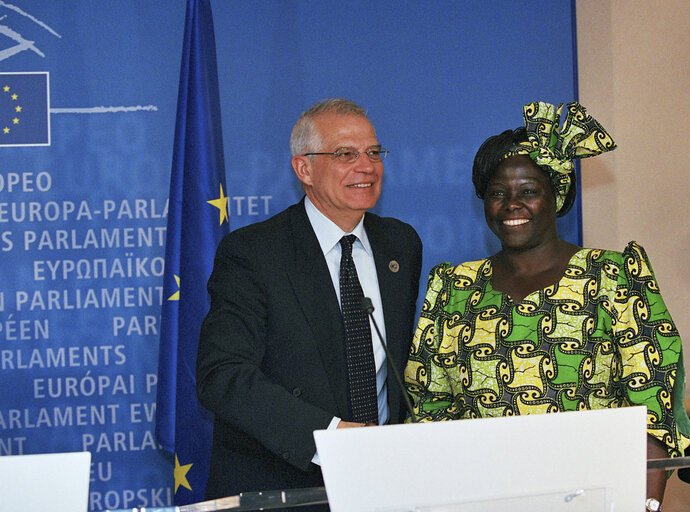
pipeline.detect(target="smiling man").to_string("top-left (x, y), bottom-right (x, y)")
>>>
top-left (196, 98), bottom-right (422, 508)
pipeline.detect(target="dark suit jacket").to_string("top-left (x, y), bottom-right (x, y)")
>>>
top-left (197, 200), bottom-right (422, 503)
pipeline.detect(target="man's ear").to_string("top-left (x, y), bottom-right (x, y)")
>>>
top-left (291, 155), bottom-right (313, 187)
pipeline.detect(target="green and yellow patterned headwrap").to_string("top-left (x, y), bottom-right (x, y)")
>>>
top-left (505, 101), bottom-right (617, 212)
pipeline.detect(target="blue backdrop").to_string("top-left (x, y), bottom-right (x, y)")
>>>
top-left (0, 1), bottom-right (577, 509)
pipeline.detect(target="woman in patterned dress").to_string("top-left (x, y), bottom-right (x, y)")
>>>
top-left (404, 102), bottom-right (690, 508)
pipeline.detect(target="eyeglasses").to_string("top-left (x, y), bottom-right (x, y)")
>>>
top-left (302, 147), bottom-right (389, 163)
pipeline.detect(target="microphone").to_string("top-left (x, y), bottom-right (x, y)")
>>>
top-left (361, 297), bottom-right (418, 423)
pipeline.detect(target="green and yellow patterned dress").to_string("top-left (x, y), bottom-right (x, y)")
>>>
top-left (405, 241), bottom-right (690, 456)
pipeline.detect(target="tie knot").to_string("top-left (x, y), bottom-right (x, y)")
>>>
top-left (340, 234), bottom-right (357, 257)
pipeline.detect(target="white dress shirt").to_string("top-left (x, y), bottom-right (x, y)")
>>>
top-left (305, 197), bottom-right (389, 464)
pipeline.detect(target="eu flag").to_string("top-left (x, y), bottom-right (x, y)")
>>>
top-left (0, 72), bottom-right (50, 147)
top-left (155, 0), bottom-right (228, 505)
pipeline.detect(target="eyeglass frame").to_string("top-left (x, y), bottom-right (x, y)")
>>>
top-left (301, 146), bottom-right (389, 163)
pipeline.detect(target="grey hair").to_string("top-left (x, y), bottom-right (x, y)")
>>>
top-left (289, 98), bottom-right (369, 156)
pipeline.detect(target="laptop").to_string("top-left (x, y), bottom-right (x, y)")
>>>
top-left (0, 451), bottom-right (91, 512)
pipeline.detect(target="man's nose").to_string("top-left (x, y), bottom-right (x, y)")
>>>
top-left (352, 152), bottom-right (376, 172)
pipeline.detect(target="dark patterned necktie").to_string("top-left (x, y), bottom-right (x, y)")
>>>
top-left (339, 235), bottom-right (378, 424)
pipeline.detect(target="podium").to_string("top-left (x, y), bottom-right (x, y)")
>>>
top-left (314, 406), bottom-right (646, 511)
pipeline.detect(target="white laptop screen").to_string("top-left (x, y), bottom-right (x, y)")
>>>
top-left (0, 451), bottom-right (91, 512)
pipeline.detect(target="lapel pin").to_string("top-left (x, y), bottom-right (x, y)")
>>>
top-left (389, 260), bottom-right (400, 273)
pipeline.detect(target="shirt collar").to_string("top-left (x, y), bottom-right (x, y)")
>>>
top-left (304, 196), bottom-right (372, 255)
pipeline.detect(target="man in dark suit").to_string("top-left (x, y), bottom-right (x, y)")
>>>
top-left (196, 98), bottom-right (422, 507)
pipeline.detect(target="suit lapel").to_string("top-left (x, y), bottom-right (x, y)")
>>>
top-left (365, 214), bottom-right (409, 421)
top-left (285, 201), bottom-right (350, 418)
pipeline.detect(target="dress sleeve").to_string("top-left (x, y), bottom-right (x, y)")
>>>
top-left (404, 262), bottom-right (460, 422)
top-left (612, 241), bottom-right (690, 457)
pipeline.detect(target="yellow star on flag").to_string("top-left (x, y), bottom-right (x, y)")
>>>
top-left (3, 127), bottom-right (9, 134)
top-left (207, 183), bottom-right (229, 225)
top-left (168, 274), bottom-right (180, 301)
top-left (174, 454), bottom-right (193, 493)
top-left (2, 85), bottom-right (8, 92)
top-left (12, 118), bottom-right (19, 125)
top-left (11, 93), bottom-right (18, 100)
top-left (15, 106), bottom-right (22, 113)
